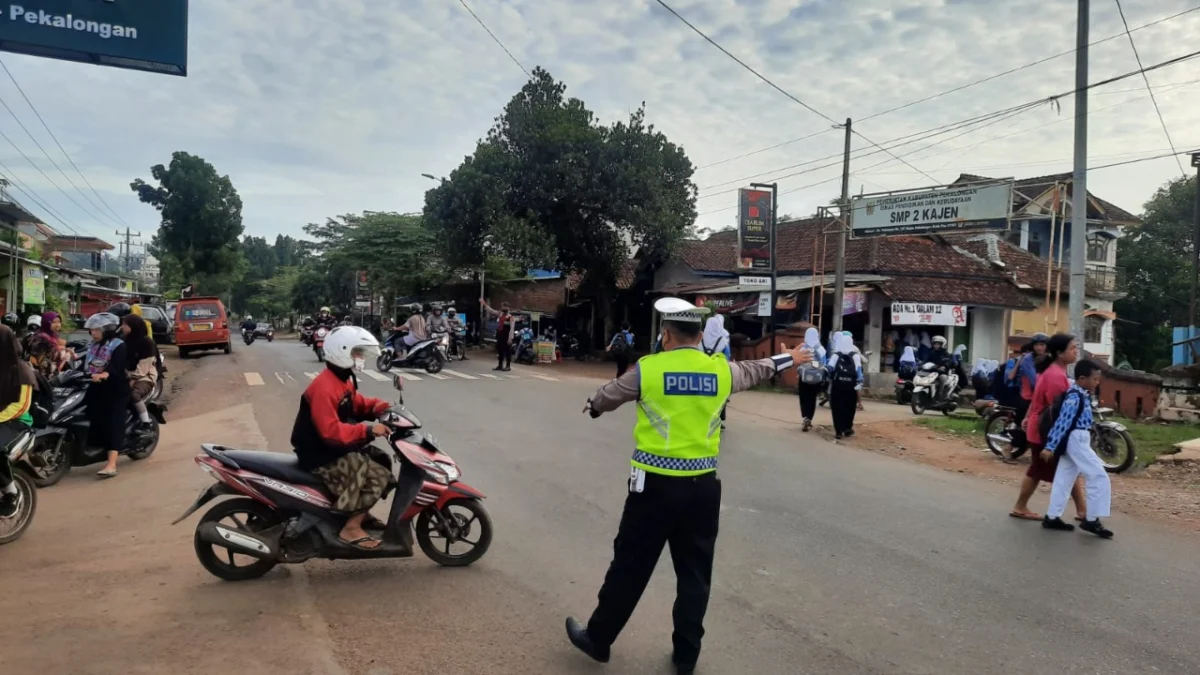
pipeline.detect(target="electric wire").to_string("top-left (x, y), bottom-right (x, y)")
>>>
top-left (1113, 0), bottom-right (1187, 176)
top-left (0, 124), bottom-right (110, 235)
top-left (456, 0), bottom-right (530, 78)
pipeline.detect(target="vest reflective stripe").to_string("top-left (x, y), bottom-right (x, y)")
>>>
top-left (633, 348), bottom-right (732, 477)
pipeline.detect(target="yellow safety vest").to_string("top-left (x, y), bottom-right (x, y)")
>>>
top-left (633, 347), bottom-right (732, 476)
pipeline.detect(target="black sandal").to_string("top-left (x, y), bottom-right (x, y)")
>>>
top-left (339, 535), bottom-right (381, 550)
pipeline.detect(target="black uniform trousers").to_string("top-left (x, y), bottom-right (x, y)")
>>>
top-left (586, 470), bottom-right (722, 667)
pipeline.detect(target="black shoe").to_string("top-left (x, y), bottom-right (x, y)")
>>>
top-left (1079, 518), bottom-right (1114, 539)
top-left (672, 653), bottom-right (696, 675)
top-left (565, 617), bottom-right (610, 663)
top-left (802, 418), bottom-right (812, 432)
top-left (0, 491), bottom-right (19, 518)
top-left (844, 429), bottom-right (855, 438)
top-left (147, 402), bottom-right (167, 425)
top-left (1042, 516), bottom-right (1075, 531)
top-left (493, 366), bottom-right (504, 371)
top-left (834, 433), bottom-right (843, 440)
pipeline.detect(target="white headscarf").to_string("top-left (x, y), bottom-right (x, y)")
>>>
top-left (900, 345), bottom-right (916, 364)
top-left (702, 316), bottom-right (729, 355)
top-left (954, 344), bottom-right (967, 362)
top-left (827, 332), bottom-right (863, 371)
top-left (920, 331), bottom-right (932, 349)
top-left (904, 329), bottom-right (916, 346)
top-left (803, 327), bottom-right (826, 363)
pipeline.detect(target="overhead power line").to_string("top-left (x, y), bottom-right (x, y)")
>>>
top-left (651, 0), bottom-right (939, 183)
top-left (0, 125), bottom-right (111, 235)
top-left (0, 58), bottom-right (132, 228)
top-left (1113, 0), bottom-right (1187, 177)
top-left (698, 43), bottom-right (1200, 200)
top-left (456, 0), bottom-right (530, 78)
top-left (692, 3), bottom-right (1200, 173)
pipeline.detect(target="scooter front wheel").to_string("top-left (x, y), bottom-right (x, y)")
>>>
top-left (416, 498), bottom-right (492, 567)
top-left (377, 351), bottom-right (394, 372)
top-left (910, 393), bottom-right (928, 416)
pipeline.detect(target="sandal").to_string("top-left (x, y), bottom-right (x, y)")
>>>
top-left (97, 469), bottom-right (118, 479)
top-left (1008, 510), bottom-right (1041, 521)
top-left (338, 535), bottom-right (381, 550)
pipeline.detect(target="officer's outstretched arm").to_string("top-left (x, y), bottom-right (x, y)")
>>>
top-left (729, 344), bottom-right (810, 393)
top-left (585, 365), bottom-right (640, 415)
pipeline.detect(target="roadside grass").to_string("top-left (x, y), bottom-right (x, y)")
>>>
top-left (913, 414), bottom-right (1200, 466)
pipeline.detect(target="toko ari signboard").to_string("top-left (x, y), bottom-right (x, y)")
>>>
top-left (0, 0), bottom-right (188, 75)
top-left (891, 303), bottom-right (967, 327)
top-left (850, 181), bottom-right (1012, 238)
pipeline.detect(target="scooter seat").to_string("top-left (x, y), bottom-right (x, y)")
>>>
top-left (221, 450), bottom-right (326, 487)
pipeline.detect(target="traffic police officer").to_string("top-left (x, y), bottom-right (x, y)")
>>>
top-left (566, 297), bottom-right (810, 674)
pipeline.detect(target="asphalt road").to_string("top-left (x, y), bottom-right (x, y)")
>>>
top-left (3, 339), bottom-right (1199, 675)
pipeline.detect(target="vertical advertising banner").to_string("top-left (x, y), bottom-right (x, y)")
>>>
top-left (21, 264), bottom-right (44, 305)
top-left (737, 188), bottom-right (773, 272)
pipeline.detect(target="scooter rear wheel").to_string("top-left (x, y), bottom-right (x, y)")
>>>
top-left (0, 470), bottom-right (36, 545)
top-left (194, 498), bottom-right (280, 581)
top-left (377, 352), bottom-right (394, 373)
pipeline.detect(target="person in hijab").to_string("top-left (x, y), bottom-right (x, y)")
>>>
top-left (83, 313), bottom-right (130, 478)
top-left (797, 327), bottom-right (826, 431)
top-left (843, 331), bottom-right (866, 411)
top-left (702, 316), bottom-right (731, 360)
top-left (120, 315), bottom-right (164, 429)
top-left (0, 324), bottom-right (37, 517)
top-left (916, 331), bottom-right (933, 362)
top-left (897, 345), bottom-right (917, 378)
top-left (826, 333), bottom-right (863, 439)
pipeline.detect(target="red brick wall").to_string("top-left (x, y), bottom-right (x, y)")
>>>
top-left (1097, 371), bottom-right (1161, 419)
top-left (732, 327), bottom-right (808, 390)
top-left (491, 279), bottom-right (567, 315)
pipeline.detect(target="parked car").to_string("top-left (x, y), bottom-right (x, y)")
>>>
top-left (173, 297), bottom-right (232, 358)
top-left (138, 304), bottom-right (174, 344)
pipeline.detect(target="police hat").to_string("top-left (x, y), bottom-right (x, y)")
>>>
top-left (654, 297), bottom-right (711, 323)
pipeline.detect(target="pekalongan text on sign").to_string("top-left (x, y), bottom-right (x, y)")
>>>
top-left (850, 181), bottom-right (1013, 238)
top-left (0, 1), bottom-right (188, 76)
top-left (890, 303), bottom-right (967, 327)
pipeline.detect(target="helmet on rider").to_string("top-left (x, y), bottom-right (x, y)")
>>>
top-left (1, 312), bottom-right (18, 330)
top-left (319, 306), bottom-right (331, 317)
top-left (931, 335), bottom-right (948, 347)
top-left (25, 314), bottom-right (41, 330)
top-left (1029, 332), bottom-right (1049, 345)
top-left (447, 308), bottom-right (457, 318)
top-left (432, 304), bottom-right (443, 316)
top-left (107, 302), bottom-right (132, 318)
top-left (84, 312), bottom-right (121, 340)
top-left (245, 314), bottom-right (254, 322)
top-left (323, 325), bottom-right (381, 371)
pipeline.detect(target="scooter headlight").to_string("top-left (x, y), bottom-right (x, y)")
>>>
top-left (436, 462), bottom-right (460, 483)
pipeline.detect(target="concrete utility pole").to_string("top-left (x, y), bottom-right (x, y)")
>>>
top-left (1068, 0), bottom-right (1089, 339)
top-left (831, 118), bottom-right (852, 334)
top-left (116, 227), bottom-right (141, 273)
top-left (1191, 152), bottom-right (1200, 331)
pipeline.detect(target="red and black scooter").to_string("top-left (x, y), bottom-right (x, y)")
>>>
top-left (172, 375), bottom-right (492, 581)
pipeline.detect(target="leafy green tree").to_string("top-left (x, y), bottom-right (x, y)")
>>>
top-left (1114, 175), bottom-right (1195, 371)
top-left (292, 267), bottom-right (331, 314)
top-left (131, 152), bottom-right (246, 296)
top-left (423, 67), bottom-right (697, 334)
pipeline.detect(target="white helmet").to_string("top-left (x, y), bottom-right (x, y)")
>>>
top-left (26, 314), bottom-right (40, 329)
top-left (323, 325), bottom-right (381, 370)
top-left (932, 335), bottom-right (948, 346)
top-left (245, 314), bottom-right (253, 322)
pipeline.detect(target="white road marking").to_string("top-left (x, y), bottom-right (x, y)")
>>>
top-left (530, 374), bottom-right (559, 381)
top-left (361, 369), bottom-right (391, 382)
top-left (275, 373), bottom-right (287, 385)
top-left (284, 372), bottom-right (296, 382)
top-left (305, 372), bottom-right (319, 380)
top-left (244, 372), bottom-right (265, 386)
top-left (395, 372), bottom-right (423, 381)
top-left (427, 372), bottom-right (450, 380)
top-left (477, 373), bottom-right (501, 379)
top-left (441, 369), bottom-right (478, 380)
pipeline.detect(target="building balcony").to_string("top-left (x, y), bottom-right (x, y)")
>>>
top-left (1085, 265), bottom-right (1126, 298)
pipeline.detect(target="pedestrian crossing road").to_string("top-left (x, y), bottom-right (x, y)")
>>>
top-left (243, 367), bottom-right (561, 386)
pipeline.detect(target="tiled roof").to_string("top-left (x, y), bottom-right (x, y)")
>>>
top-left (954, 172), bottom-right (1139, 225)
top-left (945, 233), bottom-right (1063, 292)
top-left (565, 258), bottom-right (638, 291)
top-left (879, 277), bottom-right (1036, 310)
top-left (677, 238), bottom-right (736, 272)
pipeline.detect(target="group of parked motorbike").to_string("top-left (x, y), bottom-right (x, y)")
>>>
top-left (2, 339), bottom-right (167, 546)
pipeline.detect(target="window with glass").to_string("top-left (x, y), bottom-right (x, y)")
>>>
top-left (1084, 315), bottom-right (1105, 343)
top-left (1086, 235), bottom-right (1110, 263)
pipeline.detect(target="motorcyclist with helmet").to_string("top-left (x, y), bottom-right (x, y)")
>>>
top-left (241, 314), bottom-right (257, 338)
top-left (291, 326), bottom-right (392, 549)
top-left (427, 303), bottom-right (449, 335)
top-left (315, 306), bottom-right (338, 330)
top-left (398, 303), bottom-right (429, 358)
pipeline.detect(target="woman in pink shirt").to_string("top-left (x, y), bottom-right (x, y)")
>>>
top-left (1009, 334), bottom-right (1086, 521)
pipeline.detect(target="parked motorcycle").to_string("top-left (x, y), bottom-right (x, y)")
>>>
top-left (894, 370), bottom-right (915, 405)
top-left (377, 330), bottom-right (446, 374)
top-left (514, 328), bottom-right (535, 365)
top-left (558, 332), bottom-right (586, 361)
top-left (24, 369), bottom-right (162, 488)
top-left (0, 430), bottom-right (38, 545)
top-left (983, 404), bottom-right (1028, 460)
top-left (313, 326), bottom-right (330, 362)
top-left (910, 363), bottom-right (959, 416)
top-left (983, 399), bottom-right (1134, 473)
top-left (172, 374), bottom-right (491, 581)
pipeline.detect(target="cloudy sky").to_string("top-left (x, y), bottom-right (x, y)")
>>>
top-left (2, 0), bottom-right (1199, 249)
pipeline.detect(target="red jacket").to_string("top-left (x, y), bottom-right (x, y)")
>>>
top-left (291, 368), bottom-right (388, 471)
